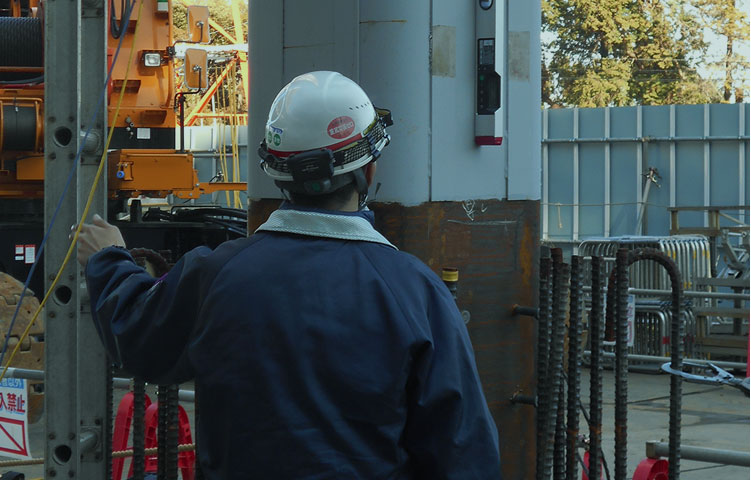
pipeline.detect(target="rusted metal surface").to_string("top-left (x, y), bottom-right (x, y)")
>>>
top-left (250, 198), bottom-right (540, 479)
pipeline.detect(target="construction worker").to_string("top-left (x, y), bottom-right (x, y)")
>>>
top-left (77, 71), bottom-right (501, 479)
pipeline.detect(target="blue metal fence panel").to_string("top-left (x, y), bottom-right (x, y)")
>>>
top-left (542, 103), bottom-right (750, 247)
top-left (579, 143), bottom-right (605, 237)
top-left (609, 142), bottom-right (638, 236)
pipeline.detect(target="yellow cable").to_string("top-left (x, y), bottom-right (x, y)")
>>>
top-left (0, 0), bottom-right (146, 382)
top-left (219, 72), bottom-right (231, 206)
top-left (230, 61), bottom-right (240, 209)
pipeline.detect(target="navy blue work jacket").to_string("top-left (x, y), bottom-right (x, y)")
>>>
top-left (86, 205), bottom-right (501, 479)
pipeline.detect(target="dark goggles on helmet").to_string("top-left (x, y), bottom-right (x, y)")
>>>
top-left (258, 108), bottom-right (392, 176)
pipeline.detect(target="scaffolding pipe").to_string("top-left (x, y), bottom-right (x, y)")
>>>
top-left (582, 352), bottom-right (747, 371)
top-left (646, 441), bottom-right (750, 467)
top-left (583, 286), bottom-right (748, 301)
top-left (0, 368), bottom-right (196, 402)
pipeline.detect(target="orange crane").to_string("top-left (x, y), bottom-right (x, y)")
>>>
top-left (0, 0), bottom-right (245, 201)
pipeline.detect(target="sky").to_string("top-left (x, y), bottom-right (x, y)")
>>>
top-left (701, 0), bottom-right (749, 96)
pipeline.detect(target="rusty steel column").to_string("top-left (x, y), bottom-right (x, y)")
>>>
top-left (249, 198), bottom-right (540, 480)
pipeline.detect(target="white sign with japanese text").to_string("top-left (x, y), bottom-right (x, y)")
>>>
top-left (627, 294), bottom-right (636, 348)
top-left (0, 378), bottom-right (30, 459)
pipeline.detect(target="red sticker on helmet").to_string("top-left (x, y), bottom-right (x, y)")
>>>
top-left (327, 116), bottom-right (356, 139)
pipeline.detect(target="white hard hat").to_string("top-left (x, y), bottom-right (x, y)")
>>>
top-left (258, 71), bottom-right (391, 196)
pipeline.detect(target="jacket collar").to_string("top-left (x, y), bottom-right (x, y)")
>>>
top-left (255, 203), bottom-right (397, 249)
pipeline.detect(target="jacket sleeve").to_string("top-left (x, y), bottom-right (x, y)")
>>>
top-left (85, 245), bottom-right (219, 384)
top-left (402, 279), bottom-right (502, 479)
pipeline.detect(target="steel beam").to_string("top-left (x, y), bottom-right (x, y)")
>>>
top-left (79, 0), bottom-right (109, 476)
top-left (44, 0), bottom-right (83, 476)
top-left (44, 1), bottom-right (108, 477)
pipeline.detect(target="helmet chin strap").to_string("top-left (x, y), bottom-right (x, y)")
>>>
top-left (274, 165), bottom-right (371, 209)
top-left (352, 167), bottom-right (369, 209)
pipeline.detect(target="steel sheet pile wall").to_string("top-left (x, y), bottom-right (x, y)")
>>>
top-left (543, 104), bottom-right (750, 246)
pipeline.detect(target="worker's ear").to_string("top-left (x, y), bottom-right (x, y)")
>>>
top-left (364, 161), bottom-right (377, 187)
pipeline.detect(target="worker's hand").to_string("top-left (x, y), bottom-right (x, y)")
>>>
top-left (72, 214), bottom-right (126, 267)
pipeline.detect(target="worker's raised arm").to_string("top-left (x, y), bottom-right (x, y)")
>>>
top-left (84, 244), bottom-right (218, 384)
top-left (80, 216), bottom-right (252, 385)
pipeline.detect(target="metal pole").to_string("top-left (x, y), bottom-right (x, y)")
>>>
top-left (581, 352), bottom-right (747, 371)
top-left (79, 1), bottom-right (110, 476)
top-left (179, 94), bottom-right (186, 153)
top-left (44, 0), bottom-right (84, 476)
top-left (583, 285), bottom-right (749, 301)
top-left (647, 441), bottom-right (750, 467)
top-left (636, 176), bottom-right (652, 235)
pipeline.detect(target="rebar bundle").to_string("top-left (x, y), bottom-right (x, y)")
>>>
top-left (133, 378), bottom-right (146, 479)
top-left (544, 249), bottom-right (569, 480)
top-left (166, 385), bottom-right (180, 480)
top-left (603, 248), bottom-right (683, 480)
top-left (588, 256), bottom-right (605, 480)
top-left (536, 254), bottom-right (553, 480)
top-left (565, 256), bottom-right (583, 480)
top-left (106, 364), bottom-right (114, 480)
top-left (614, 249), bottom-right (629, 480)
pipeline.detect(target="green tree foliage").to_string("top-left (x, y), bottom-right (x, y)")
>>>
top-left (173, 0), bottom-right (248, 46)
top-left (172, 0), bottom-right (248, 116)
top-left (542, 0), bottom-right (736, 107)
top-left (693, 0), bottom-right (749, 102)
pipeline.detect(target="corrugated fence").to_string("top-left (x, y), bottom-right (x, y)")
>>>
top-left (542, 103), bottom-right (750, 246)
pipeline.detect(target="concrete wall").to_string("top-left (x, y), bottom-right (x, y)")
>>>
top-left (247, 0), bottom-right (541, 205)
